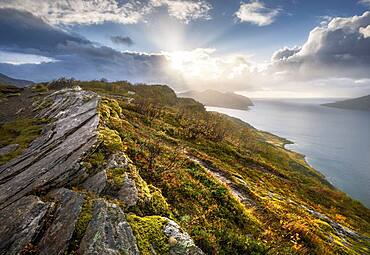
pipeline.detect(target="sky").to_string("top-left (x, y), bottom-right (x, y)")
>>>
top-left (0, 0), bottom-right (370, 97)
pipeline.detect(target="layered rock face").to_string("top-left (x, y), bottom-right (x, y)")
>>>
top-left (0, 87), bottom-right (99, 209)
top-left (0, 87), bottom-right (203, 255)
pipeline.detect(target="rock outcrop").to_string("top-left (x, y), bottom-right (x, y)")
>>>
top-left (0, 87), bottom-right (99, 254)
top-left (78, 200), bottom-right (140, 255)
top-left (0, 195), bottom-right (49, 254)
top-left (37, 188), bottom-right (85, 255)
top-left (0, 87), bottom-right (204, 255)
top-left (82, 170), bottom-right (107, 195)
top-left (0, 87), bottom-right (100, 209)
top-left (164, 220), bottom-right (205, 255)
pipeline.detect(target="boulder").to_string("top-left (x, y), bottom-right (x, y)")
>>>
top-left (106, 152), bottom-right (130, 169)
top-left (0, 195), bottom-right (49, 254)
top-left (83, 170), bottom-right (107, 194)
top-left (163, 220), bottom-right (205, 255)
top-left (118, 173), bottom-right (139, 207)
top-left (78, 199), bottom-right (140, 255)
top-left (37, 188), bottom-right (85, 255)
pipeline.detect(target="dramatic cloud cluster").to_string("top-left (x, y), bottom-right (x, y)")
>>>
top-left (235, 0), bottom-right (280, 26)
top-left (110, 36), bottom-right (134, 46)
top-left (0, 8), bottom-right (176, 85)
top-left (0, 9), bottom-right (88, 53)
top-left (0, 0), bottom-right (212, 26)
top-left (271, 11), bottom-right (370, 80)
top-left (0, 6), bottom-right (370, 97)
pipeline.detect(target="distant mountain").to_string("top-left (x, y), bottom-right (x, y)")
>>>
top-left (0, 73), bottom-right (34, 87)
top-left (178, 90), bottom-right (253, 110)
top-left (322, 95), bottom-right (370, 111)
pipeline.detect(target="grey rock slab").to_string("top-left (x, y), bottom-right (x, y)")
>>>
top-left (163, 220), bottom-right (205, 255)
top-left (303, 205), bottom-right (362, 239)
top-left (83, 170), bottom-right (107, 194)
top-left (0, 88), bottom-right (100, 209)
top-left (118, 173), bottom-right (139, 207)
top-left (78, 199), bottom-right (140, 255)
top-left (0, 195), bottom-right (50, 255)
top-left (106, 152), bottom-right (130, 169)
top-left (37, 188), bottom-right (85, 255)
top-left (0, 144), bottom-right (19, 156)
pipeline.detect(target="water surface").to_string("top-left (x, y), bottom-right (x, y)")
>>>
top-left (207, 99), bottom-right (370, 207)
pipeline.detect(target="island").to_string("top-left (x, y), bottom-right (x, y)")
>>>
top-left (322, 95), bottom-right (370, 111)
top-left (178, 89), bottom-right (253, 110)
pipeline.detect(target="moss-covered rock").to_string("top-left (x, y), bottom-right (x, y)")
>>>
top-left (99, 127), bottom-right (124, 152)
top-left (127, 214), bottom-right (170, 255)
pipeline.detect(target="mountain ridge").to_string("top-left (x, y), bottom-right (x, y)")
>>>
top-left (322, 95), bottom-right (370, 111)
top-left (178, 90), bottom-right (253, 110)
top-left (0, 72), bottom-right (34, 87)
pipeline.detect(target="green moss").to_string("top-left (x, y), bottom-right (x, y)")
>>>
top-left (106, 167), bottom-right (127, 187)
top-left (82, 150), bottom-right (106, 175)
top-left (105, 163), bottom-right (173, 217)
top-left (99, 98), bottom-right (122, 120)
top-left (0, 118), bottom-right (46, 165)
top-left (127, 214), bottom-right (170, 255)
top-left (68, 197), bottom-right (94, 253)
top-left (98, 127), bottom-right (124, 152)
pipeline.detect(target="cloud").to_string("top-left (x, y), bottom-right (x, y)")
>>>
top-left (359, 25), bottom-right (370, 38)
top-left (1, 7), bottom-right (369, 97)
top-left (271, 46), bottom-right (301, 62)
top-left (0, 0), bottom-right (212, 26)
top-left (110, 36), bottom-right (134, 46)
top-left (0, 51), bottom-right (56, 65)
top-left (271, 11), bottom-right (370, 80)
top-left (0, 8), bottom-right (88, 54)
top-left (235, 1), bottom-right (280, 26)
top-left (359, 0), bottom-right (370, 7)
top-left (150, 0), bottom-right (212, 23)
top-left (0, 0), bottom-right (146, 26)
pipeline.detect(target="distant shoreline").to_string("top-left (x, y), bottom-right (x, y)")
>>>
top-left (206, 104), bottom-right (369, 208)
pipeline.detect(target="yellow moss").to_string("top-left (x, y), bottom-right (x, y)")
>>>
top-left (98, 127), bottom-right (124, 152)
top-left (99, 98), bottom-right (122, 120)
top-left (127, 214), bottom-right (170, 255)
top-left (106, 167), bottom-right (127, 187)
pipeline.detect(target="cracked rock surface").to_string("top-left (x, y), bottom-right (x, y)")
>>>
top-left (0, 87), bottom-right (100, 209)
top-left (0, 87), bottom-right (100, 254)
top-left (78, 199), bottom-right (140, 255)
top-left (0, 195), bottom-right (49, 254)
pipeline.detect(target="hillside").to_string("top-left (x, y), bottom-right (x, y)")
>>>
top-left (322, 95), bottom-right (370, 111)
top-left (0, 79), bottom-right (369, 255)
top-left (179, 90), bottom-right (253, 110)
top-left (0, 72), bottom-right (34, 87)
